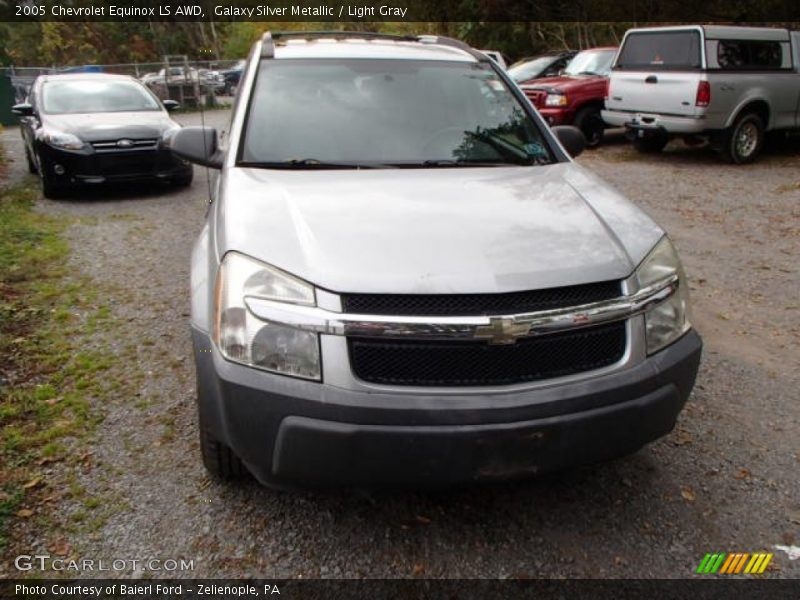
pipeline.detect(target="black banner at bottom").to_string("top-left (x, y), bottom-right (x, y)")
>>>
top-left (2, 579), bottom-right (799, 600)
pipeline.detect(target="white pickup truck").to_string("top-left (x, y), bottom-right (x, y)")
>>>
top-left (602, 26), bottom-right (800, 163)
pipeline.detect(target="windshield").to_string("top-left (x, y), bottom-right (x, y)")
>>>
top-left (508, 56), bottom-right (557, 82)
top-left (42, 80), bottom-right (161, 114)
top-left (240, 59), bottom-right (554, 168)
top-left (563, 49), bottom-right (616, 76)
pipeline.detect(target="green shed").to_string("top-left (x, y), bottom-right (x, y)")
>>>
top-left (0, 72), bottom-right (16, 126)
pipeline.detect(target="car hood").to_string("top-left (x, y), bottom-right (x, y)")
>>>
top-left (215, 162), bottom-right (664, 294)
top-left (522, 74), bottom-right (606, 93)
top-left (42, 111), bottom-right (176, 142)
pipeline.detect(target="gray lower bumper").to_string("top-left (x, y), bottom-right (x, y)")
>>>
top-left (192, 327), bottom-right (702, 487)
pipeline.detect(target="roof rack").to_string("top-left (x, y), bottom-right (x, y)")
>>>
top-left (259, 30), bottom-right (488, 62)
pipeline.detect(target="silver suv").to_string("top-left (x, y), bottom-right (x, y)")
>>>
top-left (603, 26), bottom-right (800, 163)
top-left (169, 32), bottom-right (702, 488)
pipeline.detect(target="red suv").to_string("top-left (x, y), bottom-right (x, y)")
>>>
top-left (518, 47), bottom-right (617, 147)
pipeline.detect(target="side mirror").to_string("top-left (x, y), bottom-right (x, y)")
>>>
top-left (12, 103), bottom-right (34, 116)
top-left (552, 125), bottom-right (586, 159)
top-left (165, 126), bottom-right (223, 169)
top-left (163, 99), bottom-right (180, 112)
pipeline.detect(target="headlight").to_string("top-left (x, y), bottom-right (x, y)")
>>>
top-left (213, 252), bottom-right (320, 380)
top-left (544, 93), bottom-right (568, 107)
top-left (41, 130), bottom-right (85, 150)
top-left (636, 236), bottom-right (691, 354)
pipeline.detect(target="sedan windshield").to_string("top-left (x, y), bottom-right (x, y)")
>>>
top-left (507, 56), bottom-right (557, 82)
top-left (240, 59), bottom-right (554, 168)
top-left (42, 80), bottom-right (161, 114)
top-left (563, 49), bottom-right (616, 76)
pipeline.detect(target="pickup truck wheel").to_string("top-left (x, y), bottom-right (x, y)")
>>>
top-left (722, 113), bottom-right (764, 164)
top-left (574, 107), bottom-right (604, 148)
top-left (633, 131), bottom-right (669, 153)
top-left (199, 419), bottom-right (249, 480)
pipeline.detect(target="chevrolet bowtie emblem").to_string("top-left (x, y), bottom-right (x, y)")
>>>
top-left (473, 318), bottom-right (531, 345)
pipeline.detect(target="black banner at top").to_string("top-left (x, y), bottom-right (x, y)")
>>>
top-left (2, 0), bottom-right (800, 22)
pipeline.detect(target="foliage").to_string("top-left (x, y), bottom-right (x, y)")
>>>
top-left (1, 20), bottom-right (795, 67)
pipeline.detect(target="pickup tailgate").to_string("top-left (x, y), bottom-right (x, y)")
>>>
top-left (607, 28), bottom-right (704, 117)
top-left (606, 71), bottom-right (703, 117)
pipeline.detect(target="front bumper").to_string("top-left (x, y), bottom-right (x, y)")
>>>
top-left (537, 107), bottom-right (572, 126)
top-left (602, 110), bottom-right (707, 135)
top-left (37, 142), bottom-right (192, 185)
top-left (192, 327), bottom-right (702, 487)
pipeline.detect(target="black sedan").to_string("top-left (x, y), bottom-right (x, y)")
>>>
top-left (507, 51), bottom-right (578, 84)
top-left (12, 73), bottom-right (193, 199)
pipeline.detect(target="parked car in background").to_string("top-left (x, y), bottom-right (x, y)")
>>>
top-left (480, 50), bottom-right (509, 69)
top-left (602, 26), bottom-right (800, 163)
top-left (519, 47), bottom-right (617, 146)
top-left (508, 51), bottom-right (578, 83)
top-left (12, 73), bottom-right (193, 198)
top-left (168, 31), bottom-right (701, 488)
top-left (220, 59), bottom-right (246, 95)
top-left (197, 68), bottom-right (226, 93)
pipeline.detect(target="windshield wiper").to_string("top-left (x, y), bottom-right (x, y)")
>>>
top-left (410, 159), bottom-right (524, 168)
top-left (238, 159), bottom-right (388, 170)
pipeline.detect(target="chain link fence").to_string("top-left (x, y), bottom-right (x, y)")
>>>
top-left (2, 58), bottom-right (243, 107)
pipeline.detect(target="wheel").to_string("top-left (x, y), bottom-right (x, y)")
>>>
top-left (25, 148), bottom-right (37, 174)
top-left (574, 106), bottom-right (604, 148)
top-left (633, 131), bottom-right (669, 153)
top-left (199, 418), bottom-right (248, 480)
top-left (171, 169), bottom-right (194, 188)
top-left (38, 156), bottom-right (68, 199)
top-left (719, 113), bottom-right (764, 164)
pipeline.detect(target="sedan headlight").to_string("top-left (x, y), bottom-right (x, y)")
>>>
top-left (636, 236), bottom-right (691, 354)
top-left (41, 130), bottom-right (85, 150)
top-left (213, 252), bottom-right (320, 380)
top-left (544, 93), bottom-right (568, 107)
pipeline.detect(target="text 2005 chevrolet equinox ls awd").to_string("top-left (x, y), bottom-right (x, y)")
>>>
top-left (168, 32), bottom-right (702, 487)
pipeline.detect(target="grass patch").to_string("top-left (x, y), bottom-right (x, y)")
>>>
top-left (0, 175), bottom-right (117, 551)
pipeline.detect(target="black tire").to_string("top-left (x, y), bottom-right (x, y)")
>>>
top-left (38, 158), bottom-right (68, 199)
top-left (25, 148), bottom-right (37, 174)
top-left (574, 106), bottom-right (604, 148)
top-left (633, 131), bottom-right (669, 154)
top-left (171, 169), bottom-right (194, 188)
top-left (719, 113), bottom-right (765, 164)
top-left (199, 419), bottom-right (248, 480)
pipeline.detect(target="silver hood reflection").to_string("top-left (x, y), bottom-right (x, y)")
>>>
top-left (214, 162), bottom-right (664, 294)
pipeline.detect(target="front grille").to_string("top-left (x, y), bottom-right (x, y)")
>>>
top-left (95, 151), bottom-right (156, 176)
top-left (524, 89), bottom-right (547, 108)
top-left (349, 321), bottom-right (627, 387)
top-left (91, 139), bottom-right (158, 153)
top-left (341, 280), bottom-right (621, 316)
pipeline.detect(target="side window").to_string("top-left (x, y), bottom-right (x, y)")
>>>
top-left (717, 40), bottom-right (784, 70)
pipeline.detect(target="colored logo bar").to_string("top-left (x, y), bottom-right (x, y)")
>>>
top-left (696, 552), bottom-right (773, 574)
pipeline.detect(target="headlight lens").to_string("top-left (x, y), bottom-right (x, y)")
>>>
top-left (214, 252), bottom-right (320, 380)
top-left (636, 236), bottom-right (691, 354)
top-left (544, 93), bottom-right (568, 107)
top-left (41, 130), bottom-right (85, 150)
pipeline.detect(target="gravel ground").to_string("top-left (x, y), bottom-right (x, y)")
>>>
top-left (1, 118), bottom-right (798, 579)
